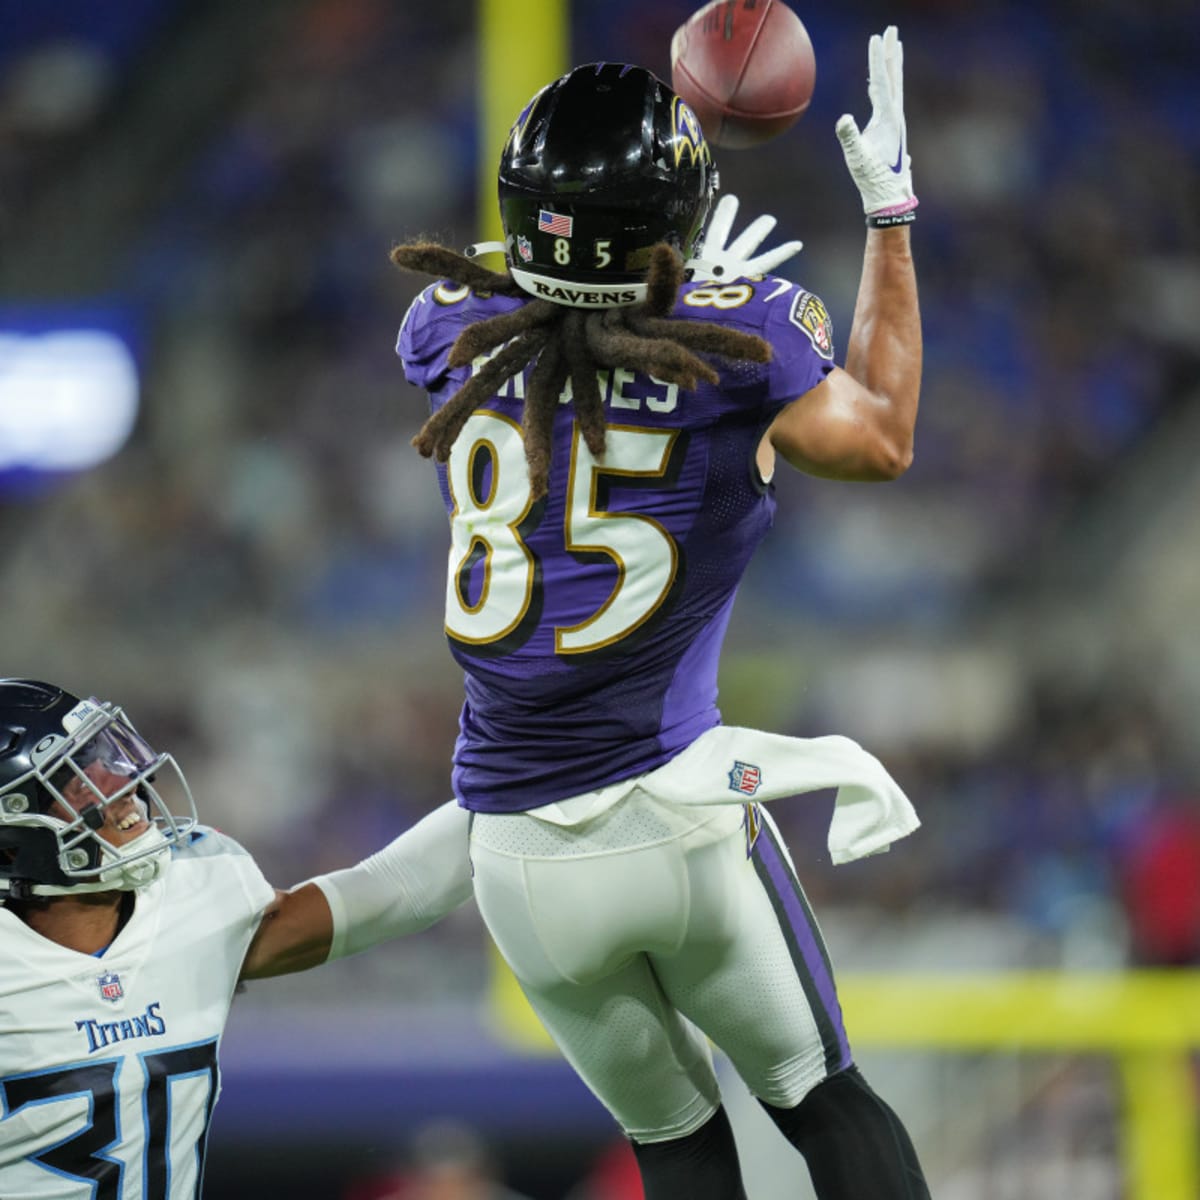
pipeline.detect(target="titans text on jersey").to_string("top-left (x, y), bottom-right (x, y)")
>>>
top-left (75, 1001), bottom-right (167, 1054)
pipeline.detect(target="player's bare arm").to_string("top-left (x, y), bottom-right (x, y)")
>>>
top-left (239, 798), bottom-right (473, 982)
top-left (239, 882), bottom-right (333, 980)
top-left (763, 25), bottom-right (921, 483)
top-left (765, 225), bottom-right (920, 482)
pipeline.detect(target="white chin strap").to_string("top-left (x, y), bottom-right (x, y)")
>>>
top-left (19, 826), bottom-right (172, 897)
top-left (95, 826), bottom-right (170, 891)
top-left (462, 241), bottom-right (506, 259)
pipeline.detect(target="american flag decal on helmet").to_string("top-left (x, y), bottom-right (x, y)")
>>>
top-left (97, 971), bottom-right (124, 1003)
top-left (729, 760), bottom-right (762, 796)
top-left (538, 209), bottom-right (573, 237)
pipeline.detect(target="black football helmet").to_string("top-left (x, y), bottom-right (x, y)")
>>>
top-left (0, 679), bottom-right (196, 898)
top-left (498, 62), bottom-right (718, 308)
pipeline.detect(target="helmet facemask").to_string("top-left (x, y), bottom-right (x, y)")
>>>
top-left (0, 697), bottom-right (197, 898)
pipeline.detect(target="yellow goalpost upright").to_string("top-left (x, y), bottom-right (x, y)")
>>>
top-left (840, 971), bottom-right (1200, 1200)
top-left (476, 0), bottom-right (569, 246)
top-left (490, 967), bottom-right (1200, 1199)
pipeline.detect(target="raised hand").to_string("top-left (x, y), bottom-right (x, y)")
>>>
top-left (835, 26), bottom-right (918, 225)
top-left (688, 193), bottom-right (804, 282)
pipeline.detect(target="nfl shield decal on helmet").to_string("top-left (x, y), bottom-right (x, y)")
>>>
top-left (729, 760), bottom-right (762, 796)
top-left (517, 235), bottom-right (533, 262)
top-left (97, 971), bottom-right (124, 1003)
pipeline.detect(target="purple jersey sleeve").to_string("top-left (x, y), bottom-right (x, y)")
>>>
top-left (397, 282), bottom-right (527, 392)
top-left (769, 286), bottom-right (837, 401)
top-left (397, 273), bottom-right (836, 813)
top-left (694, 277), bottom-right (836, 412)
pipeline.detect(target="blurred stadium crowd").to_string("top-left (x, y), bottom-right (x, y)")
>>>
top-left (2, 0), bottom-right (1200, 1009)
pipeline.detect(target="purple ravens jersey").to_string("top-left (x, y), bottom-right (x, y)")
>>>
top-left (398, 276), bottom-right (835, 812)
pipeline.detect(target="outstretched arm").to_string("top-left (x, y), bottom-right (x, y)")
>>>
top-left (765, 26), bottom-right (922, 482)
top-left (239, 800), bottom-right (473, 981)
top-left (238, 882), bottom-right (335, 980)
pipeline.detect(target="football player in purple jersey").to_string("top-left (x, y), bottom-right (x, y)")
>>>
top-left (393, 28), bottom-right (928, 1200)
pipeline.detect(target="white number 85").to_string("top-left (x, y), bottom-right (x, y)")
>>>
top-left (443, 411), bottom-right (680, 655)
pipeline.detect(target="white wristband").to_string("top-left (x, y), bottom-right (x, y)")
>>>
top-left (307, 800), bottom-right (473, 961)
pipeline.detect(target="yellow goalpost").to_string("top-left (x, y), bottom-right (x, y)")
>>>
top-left (840, 971), bottom-right (1200, 1200)
top-left (476, 0), bottom-right (568, 245)
top-left (490, 966), bottom-right (1200, 1199)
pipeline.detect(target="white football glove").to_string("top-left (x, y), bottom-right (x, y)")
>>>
top-left (835, 25), bottom-right (918, 225)
top-left (686, 193), bottom-right (803, 283)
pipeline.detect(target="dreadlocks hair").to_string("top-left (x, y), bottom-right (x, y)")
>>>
top-left (391, 240), bottom-right (772, 499)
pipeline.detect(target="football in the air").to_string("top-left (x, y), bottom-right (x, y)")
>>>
top-left (670, 0), bottom-right (816, 150)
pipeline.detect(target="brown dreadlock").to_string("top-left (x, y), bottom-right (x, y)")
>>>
top-left (391, 241), bottom-right (772, 498)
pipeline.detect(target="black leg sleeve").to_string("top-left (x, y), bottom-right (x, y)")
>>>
top-left (630, 1105), bottom-right (749, 1200)
top-left (761, 1066), bottom-right (931, 1200)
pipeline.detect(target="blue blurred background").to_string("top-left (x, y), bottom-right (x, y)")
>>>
top-left (2, 0), bottom-right (1199, 1196)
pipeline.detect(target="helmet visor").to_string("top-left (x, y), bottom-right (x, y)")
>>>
top-left (42, 700), bottom-right (197, 881)
top-left (71, 713), bottom-right (160, 780)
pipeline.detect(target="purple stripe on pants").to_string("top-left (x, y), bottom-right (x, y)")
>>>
top-left (753, 824), bottom-right (852, 1072)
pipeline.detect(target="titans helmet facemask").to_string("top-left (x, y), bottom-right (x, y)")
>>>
top-left (0, 679), bottom-right (197, 899)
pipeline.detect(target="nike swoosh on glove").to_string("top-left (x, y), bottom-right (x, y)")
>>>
top-left (835, 25), bottom-right (918, 222)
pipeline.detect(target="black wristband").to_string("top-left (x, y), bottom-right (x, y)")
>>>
top-left (866, 209), bottom-right (917, 228)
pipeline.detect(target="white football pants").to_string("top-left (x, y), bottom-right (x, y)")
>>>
top-left (469, 789), bottom-right (853, 1143)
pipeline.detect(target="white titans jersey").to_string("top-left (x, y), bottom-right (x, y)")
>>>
top-left (0, 828), bottom-right (275, 1199)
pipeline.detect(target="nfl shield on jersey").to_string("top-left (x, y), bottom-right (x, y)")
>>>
top-left (398, 273), bottom-right (835, 814)
top-left (0, 829), bottom-right (275, 1199)
top-left (97, 971), bottom-right (124, 1002)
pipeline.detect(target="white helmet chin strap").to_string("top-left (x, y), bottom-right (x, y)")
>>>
top-left (93, 825), bottom-right (170, 891)
top-left (15, 825), bottom-right (172, 899)
top-left (462, 241), bottom-right (506, 258)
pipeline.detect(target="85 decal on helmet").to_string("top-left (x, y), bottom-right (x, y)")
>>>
top-left (497, 62), bottom-right (718, 309)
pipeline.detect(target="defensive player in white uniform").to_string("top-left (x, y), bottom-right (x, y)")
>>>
top-left (0, 678), bottom-right (472, 1199)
